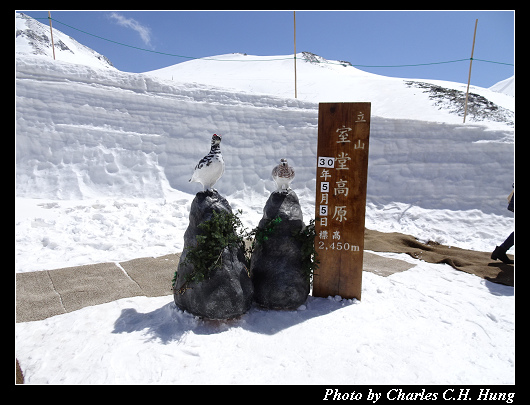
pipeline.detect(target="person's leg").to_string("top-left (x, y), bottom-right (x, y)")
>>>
top-left (500, 232), bottom-right (514, 251)
top-left (491, 232), bottom-right (514, 264)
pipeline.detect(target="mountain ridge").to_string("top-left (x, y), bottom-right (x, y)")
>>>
top-left (15, 12), bottom-right (115, 70)
top-left (145, 52), bottom-right (514, 127)
top-left (15, 13), bottom-right (513, 127)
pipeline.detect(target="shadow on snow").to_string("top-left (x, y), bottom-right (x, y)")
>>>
top-left (111, 295), bottom-right (355, 344)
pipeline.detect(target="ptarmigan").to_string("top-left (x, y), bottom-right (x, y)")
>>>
top-left (272, 158), bottom-right (295, 192)
top-left (189, 134), bottom-right (225, 191)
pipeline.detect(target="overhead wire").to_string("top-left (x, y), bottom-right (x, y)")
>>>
top-left (36, 16), bottom-right (514, 68)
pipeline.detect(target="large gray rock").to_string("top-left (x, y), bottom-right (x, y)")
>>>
top-left (173, 190), bottom-right (253, 319)
top-left (250, 189), bottom-right (310, 309)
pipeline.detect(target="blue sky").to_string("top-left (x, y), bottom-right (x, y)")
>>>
top-left (19, 10), bottom-right (514, 88)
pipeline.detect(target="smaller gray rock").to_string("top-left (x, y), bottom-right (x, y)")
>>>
top-left (173, 190), bottom-right (253, 319)
top-left (250, 189), bottom-right (310, 310)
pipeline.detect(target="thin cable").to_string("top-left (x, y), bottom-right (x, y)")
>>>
top-left (36, 17), bottom-right (515, 67)
top-left (473, 58), bottom-right (514, 66)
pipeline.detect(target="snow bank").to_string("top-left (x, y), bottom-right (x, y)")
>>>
top-left (15, 192), bottom-right (514, 273)
top-left (368, 117), bottom-right (513, 214)
top-left (16, 56), bottom-right (513, 215)
top-left (15, 56), bottom-right (318, 200)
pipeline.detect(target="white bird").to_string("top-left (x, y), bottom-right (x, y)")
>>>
top-left (189, 134), bottom-right (225, 191)
top-left (272, 158), bottom-right (295, 192)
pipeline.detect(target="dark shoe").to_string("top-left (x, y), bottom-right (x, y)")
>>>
top-left (491, 246), bottom-right (514, 264)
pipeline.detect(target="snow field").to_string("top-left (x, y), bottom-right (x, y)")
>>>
top-left (15, 261), bottom-right (514, 384)
top-left (15, 195), bottom-right (190, 272)
top-left (15, 192), bottom-right (513, 273)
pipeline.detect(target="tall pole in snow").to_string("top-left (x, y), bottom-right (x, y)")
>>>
top-left (293, 11), bottom-right (298, 98)
top-left (463, 19), bottom-right (478, 123)
top-left (48, 11), bottom-right (56, 60)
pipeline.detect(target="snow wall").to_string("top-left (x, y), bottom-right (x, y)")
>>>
top-left (16, 57), bottom-right (514, 216)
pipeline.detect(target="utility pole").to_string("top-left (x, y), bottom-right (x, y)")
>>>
top-left (48, 11), bottom-right (56, 60)
top-left (463, 19), bottom-right (478, 123)
top-left (293, 11), bottom-right (297, 99)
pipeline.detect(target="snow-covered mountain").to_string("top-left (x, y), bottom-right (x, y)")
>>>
top-left (15, 12), bottom-right (115, 70)
top-left (489, 75), bottom-right (515, 97)
top-left (146, 51), bottom-right (514, 127)
top-left (14, 11), bottom-right (513, 127)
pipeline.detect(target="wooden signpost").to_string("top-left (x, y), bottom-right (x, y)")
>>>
top-left (312, 102), bottom-right (371, 300)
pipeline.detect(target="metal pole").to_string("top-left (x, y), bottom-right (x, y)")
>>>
top-left (48, 11), bottom-right (56, 60)
top-left (463, 19), bottom-right (478, 123)
top-left (293, 11), bottom-right (298, 98)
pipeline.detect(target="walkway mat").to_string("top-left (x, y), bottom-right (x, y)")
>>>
top-left (365, 229), bottom-right (514, 286)
top-left (118, 253), bottom-right (180, 297)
